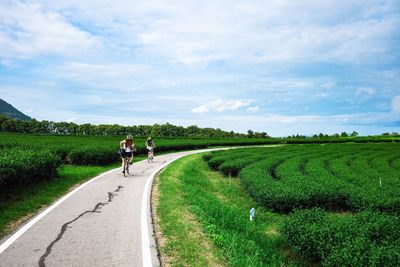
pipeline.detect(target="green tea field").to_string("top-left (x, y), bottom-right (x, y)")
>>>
top-left (200, 143), bottom-right (400, 265)
top-left (0, 132), bottom-right (278, 191)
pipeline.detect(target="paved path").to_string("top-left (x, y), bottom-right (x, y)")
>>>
top-left (0, 149), bottom-right (215, 267)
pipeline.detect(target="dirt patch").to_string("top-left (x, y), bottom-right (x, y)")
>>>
top-left (265, 227), bottom-right (280, 237)
top-left (151, 172), bottom-right (173, 267)
top-left (5, 209), bottom-right (42, 235)
top-left (180, 208), bottom-right (224, 266)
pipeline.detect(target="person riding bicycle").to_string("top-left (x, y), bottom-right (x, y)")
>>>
top-left (145, 137), bottom-right (156, 162)
top-left (119, 134), bottom-right (136, 168)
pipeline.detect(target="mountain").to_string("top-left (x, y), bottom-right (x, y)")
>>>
top-left (0, 99), bottom-right (31, 121)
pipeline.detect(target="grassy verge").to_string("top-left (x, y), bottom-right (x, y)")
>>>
top-left (0, 155), bottom-right (146, 239)
top-left (153, 156), bottom-right (225, 266)
top-left (154, 154), bottom-right (303, 266)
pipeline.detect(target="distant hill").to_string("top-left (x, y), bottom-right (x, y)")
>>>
top-left (0, 99), bottom-right (31, 121)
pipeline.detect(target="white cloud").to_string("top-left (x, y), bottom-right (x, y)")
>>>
top-left (0, 59), bottom-right (16, 67)
top-left (133, 2), bottom-right (398, 66)
top-left (321, 82), bottom-right (336, 89)
top-left (200, 111), bottom-right (399, 136)
top-left (192, 99), bottom-right (251, 114)
top-left (55, 62), bottom-right (156, 80)
top-left (391, 95), bottom-right (400, 114)
top-left (1, 0), bottom-right (398, 137)
top-left (247, 106), bottom-right (259, 112)
top-left (35, 61), bottom-right (161, 92)
top-left (191, 105), bottom-right (210, 114)
top-left (10, 0), bottom-right (397, 66)
top-left (356, 87), bottom-right (376, 97)
top-left (0, 2), bottom-right (99, 59)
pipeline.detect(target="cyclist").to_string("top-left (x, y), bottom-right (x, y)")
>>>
top-left (145, 137), bottom-right (156, 162)
top-left (119, 134), bottom-right (136, 170)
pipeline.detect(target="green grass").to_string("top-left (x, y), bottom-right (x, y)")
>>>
top-left (0, 155), bottom-right (146, 239)
top-left (155, 154), bottom-right (302, 266)
top-left (154, 156), bottom-right (225, 266)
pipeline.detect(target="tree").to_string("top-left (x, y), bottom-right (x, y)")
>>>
top-left (0, 116), bottom-right (264, 138)
top-left (351, 131), bottom-right (358, 137)
top-left (2, 119), bottom-right (17, 132)
top-left (186, 125), bottom-right (200, 137)
top-left (253, 131), bottom-right (267, 138)
top-left (0, 115), bottom-right (7, 126)
top-left (341, 132), bottom-right (348, 137)
top-left (39, 120), bottom-right (51, 133)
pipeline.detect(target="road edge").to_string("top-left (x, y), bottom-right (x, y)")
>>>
top-left (0, 167), bottom-right (119, 254)
top-left (141, 155), bottom-right (187, 267)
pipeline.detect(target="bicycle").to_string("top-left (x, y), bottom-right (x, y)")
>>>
top-left (119, 148), bottom-right (133, 177)
top-left (147, 146), bottom-right (155, 163)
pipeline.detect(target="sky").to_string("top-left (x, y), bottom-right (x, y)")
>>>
top-left (0, 0), bottom-right (399, 136)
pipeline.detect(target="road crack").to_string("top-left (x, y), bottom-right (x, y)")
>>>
top-left (38, 185), bottom-right (124, 267)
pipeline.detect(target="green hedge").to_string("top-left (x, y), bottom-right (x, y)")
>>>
top-left (282, 209), bottom-right (400, 266)
top-left (66, 146), bottom-right (119, 165)
top-left (0, 134), bottom-right (283, 191)
top-left (0, 148), bottom-right (61, 191)
top-left (204, 145), bottom-right (400, 266)
top-left (204, 144), bottom-right (400, 214)
top-left (0, 133), bottom-right (283, 166)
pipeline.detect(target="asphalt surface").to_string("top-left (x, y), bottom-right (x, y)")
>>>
top-left (0, 150), bottom-right (204, 267)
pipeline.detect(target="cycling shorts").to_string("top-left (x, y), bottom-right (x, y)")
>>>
top-left (121, 150), bottom-right (133, 158)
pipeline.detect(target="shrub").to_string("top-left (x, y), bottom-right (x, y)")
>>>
top-left (204, 143), bottom-right (400, 214)
top-left (282, 209), bottom-right (400, 266)
top-left (0, 148), bottom-right (61, 192)
top-left (67, 146), bottom-right (119, 165)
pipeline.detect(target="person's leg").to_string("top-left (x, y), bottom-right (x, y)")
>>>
top-left (121, 157), bottom-right (126, 173)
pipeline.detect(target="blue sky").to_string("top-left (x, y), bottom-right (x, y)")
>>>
top-left (0, 0), bottom-right (399, 136)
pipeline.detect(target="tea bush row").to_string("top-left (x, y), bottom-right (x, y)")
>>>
top-left (0, 148), bottom-right (61, 193)
top-left (0, 134), bottom-right (281, 190)
top-left (204, 144), bottom-right (400, 266)
top-left (282, 208), bottom-right (400, 266)
top-left (204, 143), bottom-right (400, 214)
top-left (0, 133), bottom-right (282, 166)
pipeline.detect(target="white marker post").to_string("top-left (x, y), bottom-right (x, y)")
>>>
top-left (250, 208), bottom-right (255, 221)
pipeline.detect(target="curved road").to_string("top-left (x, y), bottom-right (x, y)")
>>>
top-left (0, 149), bottom-right (220, 267)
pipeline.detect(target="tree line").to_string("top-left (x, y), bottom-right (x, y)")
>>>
top-left (0, 115), bottom-right (270, 138)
